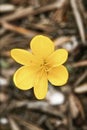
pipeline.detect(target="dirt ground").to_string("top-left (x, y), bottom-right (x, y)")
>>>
top-left (0, 0), bottom-right (87, 130)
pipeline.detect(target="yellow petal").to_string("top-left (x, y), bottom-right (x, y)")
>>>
top-left (48, 65), bottom-right (68, 86)
top-left (11, 49), bottom-right (34, 65)
top-left (34, 71), bottom-right (48, 99)
top-left (47, 49), bottom-right (68, 67)
top-left (30, 35), bottom-right (54, 58)
top-left (13, 66), bottom-right (37, 90)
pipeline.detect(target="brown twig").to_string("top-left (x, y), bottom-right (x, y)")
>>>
top-left (77, 0), bottom-right (87, 20)
top-left (70, 0), bottom-right (86, 44)
top-left (0, 1), bottom-right (66, 22)
top-left (71, 60), bottom-right (87, 67)
top-left (74, 83), bottom-right (87, 93)
top-left (74, 70), bottom-right (87, 86)
top-left (1, 22), bottom-right (37, 37)
top-left (10, 115), bottom-right (44, 130)
top-left (7, 100), bottom-right (64, 118)
top-left (54, 36), bottom-right (71, 47)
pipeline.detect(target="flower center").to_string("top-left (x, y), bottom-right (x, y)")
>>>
top-left (40, 59), bottom-right (51, 72)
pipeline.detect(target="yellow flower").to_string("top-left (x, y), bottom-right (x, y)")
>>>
top-left (11, 35), bottom-right (69, 99)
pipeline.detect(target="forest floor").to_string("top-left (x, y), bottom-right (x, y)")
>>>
top-left (0, 0), bottom-right (87, 130)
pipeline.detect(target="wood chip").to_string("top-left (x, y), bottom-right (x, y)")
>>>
top-left (74, 83), bottom-right (87, 93)
top-left (0, 4), bottom-right (15, 13)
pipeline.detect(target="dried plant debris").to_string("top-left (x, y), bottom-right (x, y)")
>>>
top-left (0, 4), bottom-right (15, 13)
top-left (0, 0), bottom-right (87, 130)
top-left (74, 83), bottom-right (87, 93)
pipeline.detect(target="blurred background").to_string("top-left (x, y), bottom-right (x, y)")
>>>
top-left (0, 0), bottom-right (87, 130)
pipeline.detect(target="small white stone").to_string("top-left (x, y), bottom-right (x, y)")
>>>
top-left (0, 77), bottom-right (8, 86)
top-left (0, 117), bottom-right (8, 124)
top-left (46, 91), bottom-right (65, 105)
